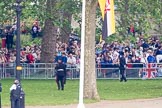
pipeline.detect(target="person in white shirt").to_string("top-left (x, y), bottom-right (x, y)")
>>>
top-left (112, 48), bottom-right (119, 64)
top-left (67, 53), bottom-right (76, 66)
top-left (67, 53), bottom-right (77, 78)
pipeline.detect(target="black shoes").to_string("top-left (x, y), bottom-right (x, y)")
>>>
top-left (120, 79), bottom-right (127, 82)
top-left (58, 88), bottom-right (64, 90)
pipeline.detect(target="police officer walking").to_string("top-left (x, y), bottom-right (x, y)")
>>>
top-left (55, 59), bottom-right (66, 90)
top-left (119, 52), bottom-right (127, 82)
top-left (10, 80), bottom-right (22, 108)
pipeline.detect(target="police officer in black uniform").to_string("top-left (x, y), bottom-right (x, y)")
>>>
top-left (119, 52), bottom-right (127, 82)
top-left (55, 59), bottom-right (66, 90)
top-left (10, 80), bottom-right (22, 108)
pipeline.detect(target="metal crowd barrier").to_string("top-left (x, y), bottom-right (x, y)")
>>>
top-left (97, 63), bottom-right (162, 79)
top-left (0, 63), bottom-right (162, 79)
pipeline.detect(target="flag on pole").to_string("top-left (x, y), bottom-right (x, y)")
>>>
top-left (98, 0), bottom-right (106, 20)
top-left (99, 0), bottom-right (115, 39)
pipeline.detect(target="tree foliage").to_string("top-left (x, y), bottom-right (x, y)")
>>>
top-left (0, 0), bottom-right (161, 38)
top-left (115, 0), bottom-right (162, 37)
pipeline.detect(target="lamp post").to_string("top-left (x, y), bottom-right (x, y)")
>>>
top-left (14, 0), bottom-right (25, 108)
top-left (15, 0), bottom-right (23, 80)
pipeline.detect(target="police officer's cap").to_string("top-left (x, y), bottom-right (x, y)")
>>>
top-left (14, 80), bottom-right (19, 84)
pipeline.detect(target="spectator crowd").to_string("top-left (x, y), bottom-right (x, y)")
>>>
top-left (95, 36), bottom-right (162, 67)
top-left (0, 33), bottom-right (162, 68)
top-left (0, 27), bottom-right (162, 78)
top-left (1, 18), bottom-right (162, 78)
top-left (0, 18), bottom-right (42, 50)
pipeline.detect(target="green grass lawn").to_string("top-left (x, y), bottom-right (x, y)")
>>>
top-left (1, 79), bottom-right (162, 106)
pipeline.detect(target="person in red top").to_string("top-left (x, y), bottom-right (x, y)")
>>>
top-left (128, 24), bottom-right (135, 36)
top-left (1, 29), bottom-right (7, 48)
top-left (26, 51), bottom-right (35, 63)
top-left (126, 58), bottom-right (133, 68)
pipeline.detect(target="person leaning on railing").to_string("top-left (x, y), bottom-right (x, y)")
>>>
top-left (100, 56), bottom-right (113, 78)
top-left (66, 53), bottom-right (77, 78)
top-left (155, 46), bottom-right (162, 63)
top-left (147, 50), bottom-right (156, 63)
top-left (0, 52), bottom-right (6, 65)
top-left (9, 53), bottom-right (16, 67)
top-left (26, 51), bottom-right (35, 64)
top-left (147, 49), bottom-right (157, 78)
top-left (67, 53), bottom-right (76, 67)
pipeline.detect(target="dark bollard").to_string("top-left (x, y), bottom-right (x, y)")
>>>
top-left (0, 83), bottom-right (2, 92)
top-left (20, 90), bottom-right (25, 108)
top-left (0, 83), bottom-right (2, 108)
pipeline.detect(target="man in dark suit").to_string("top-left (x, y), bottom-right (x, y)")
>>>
top-left (119, 52), bottom-right (127, 82)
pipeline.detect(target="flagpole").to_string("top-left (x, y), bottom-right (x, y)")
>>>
top-left (77, 0), bottom-right (86, 108)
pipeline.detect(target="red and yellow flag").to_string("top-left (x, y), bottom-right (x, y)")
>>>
top-left (98, 0), bottom-right (106, 20)
top-left (99, 0), bottom-right (116, 39)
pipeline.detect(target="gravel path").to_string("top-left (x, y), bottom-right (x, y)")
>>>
top-left (3, 97), bottom-right (162, 108)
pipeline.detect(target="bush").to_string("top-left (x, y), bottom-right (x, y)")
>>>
top-left (14, 34), bottom-right (42, 47)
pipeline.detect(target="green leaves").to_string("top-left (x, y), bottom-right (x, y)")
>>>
top-left (96, 0), bottom-right (162, 42)
top-left (114, 0), bottom-right (162, 37)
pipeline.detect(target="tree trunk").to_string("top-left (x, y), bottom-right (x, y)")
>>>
top-left (60, 12), bottom-right (72, 43)
top-left (84, 0), bottom-right (100, 100)
top-left (40, 0), bottom-right (57, 63)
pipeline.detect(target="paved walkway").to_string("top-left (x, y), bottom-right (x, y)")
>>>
top-left (4, 97), bottom-right (162, 108)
